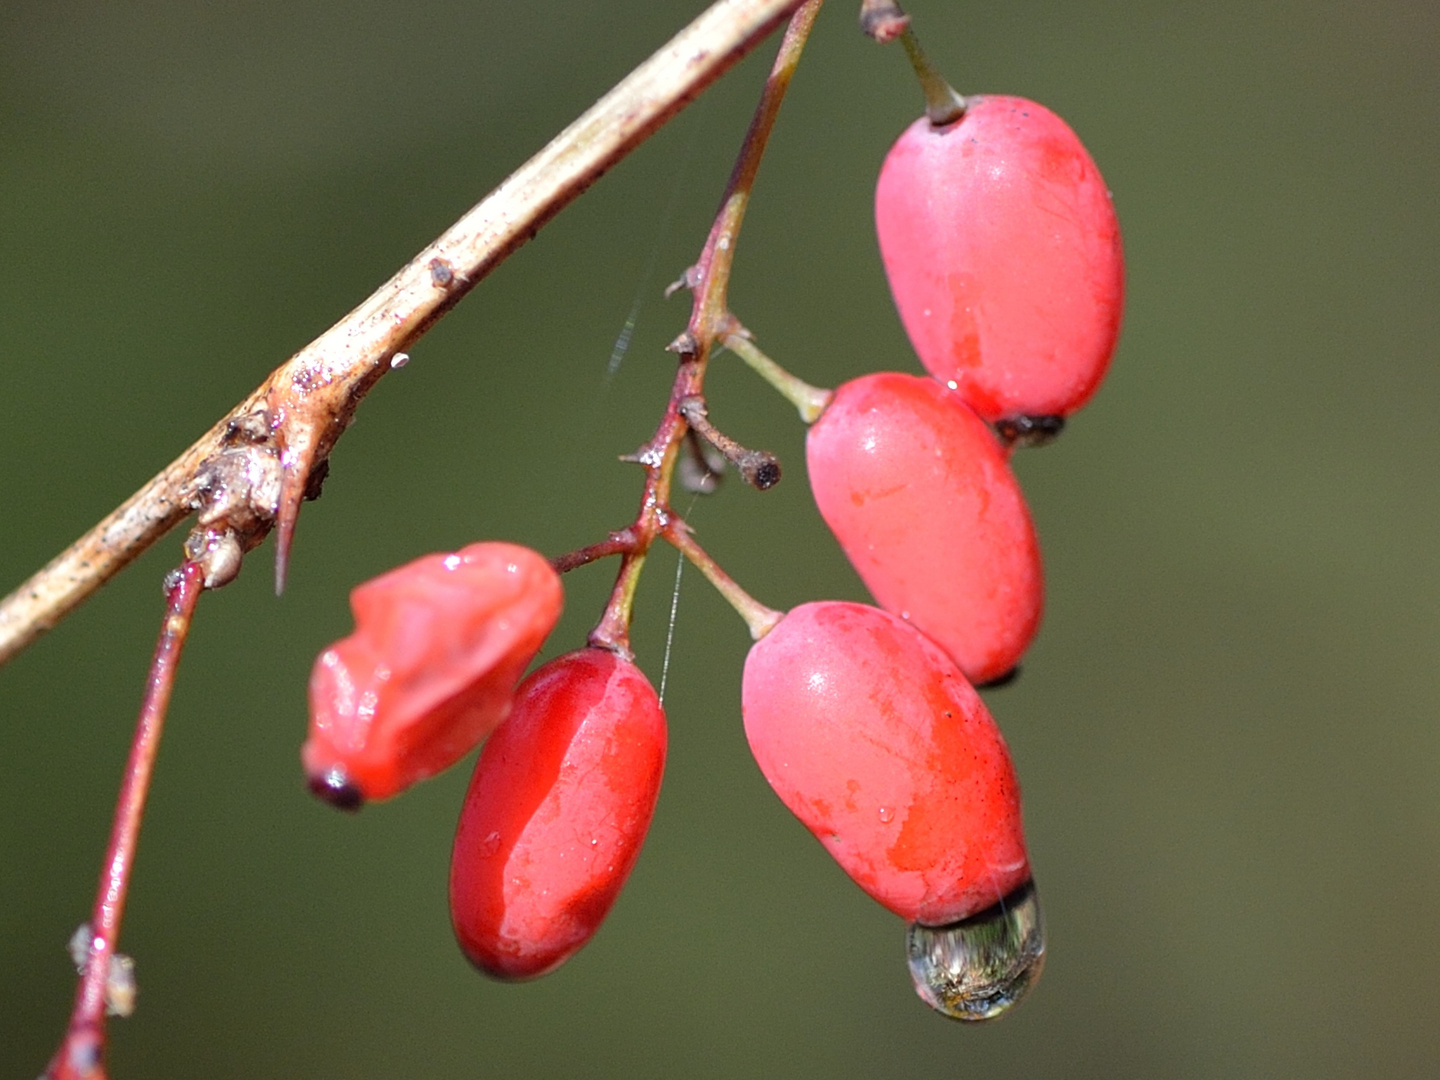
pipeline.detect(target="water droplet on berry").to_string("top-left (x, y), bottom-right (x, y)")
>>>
top-left (906, 878), bottom-right (1044, 1021)
top-left (877, 806), bottom-right (895, 823)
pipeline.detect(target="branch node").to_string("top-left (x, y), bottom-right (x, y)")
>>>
top-left (427, 257), bottom-right (457, 289)
top-left (665, 265), bottom-right (702, 298)
top-left (667, 330), bottom-right (700, 357)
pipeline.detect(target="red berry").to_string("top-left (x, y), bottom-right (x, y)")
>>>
top-left (303, 542), bottom-right (562, 807)
top-left (742, 601), bottom-right (1030, 925)
top-left (875, 96), bottom-right (1124, 422)
top-left (806, 372), bottom-right (1042, 685)
top-left (450, 647), bottom-right (666, 980)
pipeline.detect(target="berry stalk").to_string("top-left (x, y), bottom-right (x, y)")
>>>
top-left (719, 329), bottom-right (833, 422)
top-left (898, 25), bottom-right (965, 126)
top-left (47, 562), bottom-right (205, 1080)
top-left (663, 523), bottom-right (783, 641)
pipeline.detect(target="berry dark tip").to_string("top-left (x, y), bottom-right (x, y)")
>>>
top-left (976, 666), bottom-right (1020, 690)
top-left (308, 767), bottom-right (365, 812)
top-left (994, 415), bottom-right (1065, 449)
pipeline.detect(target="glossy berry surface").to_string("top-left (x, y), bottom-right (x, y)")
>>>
top-left (450, 647), bottom-right (666, 980)
top-left (806, 372), bottom-right (1042, 685)
top-left (742, 601), bottom-right (1030, 925)
top-left (875, 95), bottom-right (1124, 422)
top-left (303, 542), bottom-right (562, 806)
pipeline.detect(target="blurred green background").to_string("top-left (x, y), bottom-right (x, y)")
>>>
top-left (3, 0), bottom-right (1437, 1075)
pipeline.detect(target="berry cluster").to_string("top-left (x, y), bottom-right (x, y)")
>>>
top-left (747, 81), bottom-right (1122, 1015)
top-left (34, 8), bottom-right (1130, 1075)
top-left (298, 14), bottom-right (1121, 1021)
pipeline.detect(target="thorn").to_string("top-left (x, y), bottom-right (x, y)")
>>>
top-left (273, 467), bottom-right (305, 596)
top-left (664, 265), bottom-right (701, 298)
top-left (271, 415), bottom-right (322, 597)
top-left (666, 331), bottom-right (699, 357)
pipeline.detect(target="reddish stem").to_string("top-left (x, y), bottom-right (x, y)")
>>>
top-left (551, 530), bottom-right (638, 574)
top-left (588, 0), bottom-right (822, 653)
top-left (47, 563), bottom-right (205, 1080)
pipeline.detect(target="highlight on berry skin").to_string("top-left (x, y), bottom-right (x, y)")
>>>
top-left (303, 541), bottom-right (562, 807)
top-left (449, 647), bottom-right (666, 980)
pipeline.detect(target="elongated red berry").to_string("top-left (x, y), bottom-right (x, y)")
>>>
top-left (742, 601), bottom-right (1030, 926)
top-left (807, 372), bottom-right (1041, 685)
top-left (450, 647), bottom-right (666, 980)
top-left (876, 95), bottom-right (1124, 422)
top-left (304, 542), bottom-right (562, 808)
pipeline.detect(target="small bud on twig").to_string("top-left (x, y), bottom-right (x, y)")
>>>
top-left (859, 0), bottom-right (910, 43)
top-left (677, 396), bottom-right (781, 490)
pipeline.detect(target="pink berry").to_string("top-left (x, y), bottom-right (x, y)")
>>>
top-left (303, 542), bottom-right (562, 807)
top-left (450, 647), bottom-right (667, 980)
top-left (742, 601), bottom-right (1030, 926)
top-left (807, 372), bottom-right (1042, 685)
top-left (875, 95), bottom-right (1124, 422)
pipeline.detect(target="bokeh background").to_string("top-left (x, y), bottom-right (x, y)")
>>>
top-left (2, 0), bottom-right (1437, 1076)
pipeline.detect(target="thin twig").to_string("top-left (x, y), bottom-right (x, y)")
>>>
top-left (46, 562), bottom-right (205, 1080)
top-left (0, 0), bottom-right (806, 669)
top-left (586, 0), bottom-right (823, 655)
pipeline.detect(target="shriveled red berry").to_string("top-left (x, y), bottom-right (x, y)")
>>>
top-left (742, 601), bottom-right (1029, 925)
top-left (303, 542), bottom-right (562, 807)
top-left (450, 647), bottom-right (666, 980)
top-left (806, 372), bottom-right (1042, 685)
top-left (875, 95), bottom-right (1124, 422)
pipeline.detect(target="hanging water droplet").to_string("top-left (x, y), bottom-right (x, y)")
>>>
top-left (906, 878), bottom-right (1044, 1022)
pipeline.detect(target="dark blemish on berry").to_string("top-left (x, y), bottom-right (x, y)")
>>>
top-left (309, 767), bottom-right (364, 812)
